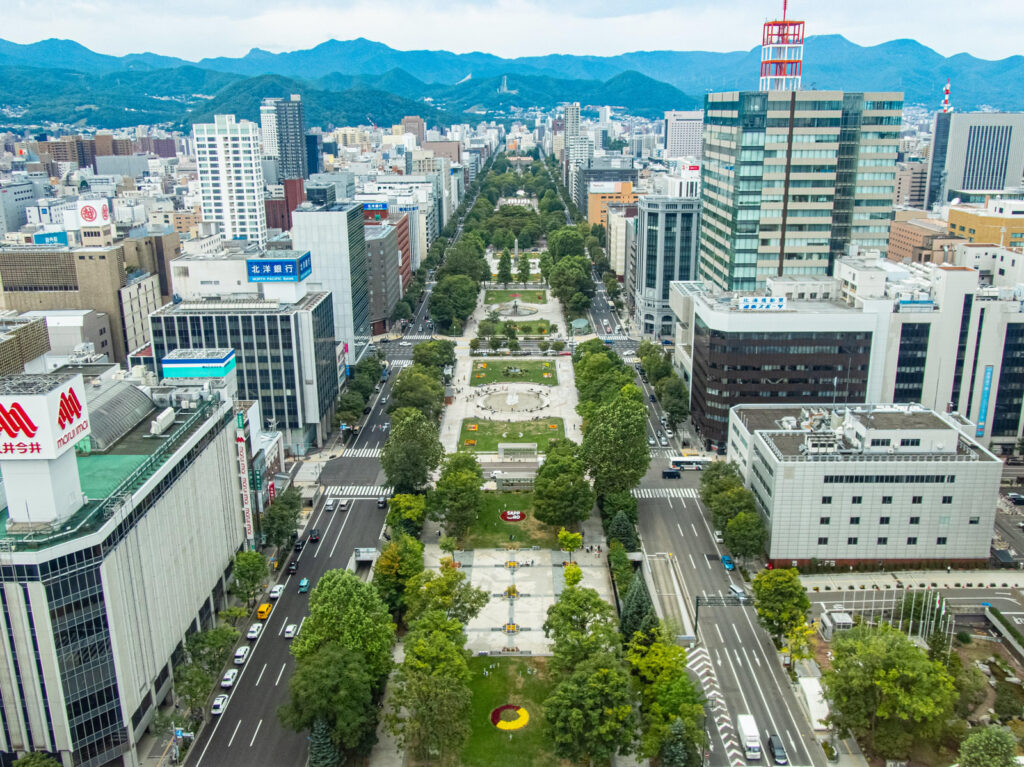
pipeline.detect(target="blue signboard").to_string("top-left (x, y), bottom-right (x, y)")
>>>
top-left (977, 365), bottom-right (994, 437)
top-left (363, 202), bottom-right (388, 211)
top-left (398, 206), bottom-right (418, 212)
top-left (32, 231), bottom-right (68, 246)
top-left (246, 253), bottom-right (312, 283)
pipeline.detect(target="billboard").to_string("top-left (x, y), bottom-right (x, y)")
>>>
top-left (363, 202), bottom-right (388, 211)
top-left (737, 296), bottom-right (787, 311)
top-left (976, 365), bottom-right (994, 437)
top-left (33, 231), bottom-right (69, 246)
top-left (246, 252), bottom-right (312, 283)
top-left (77, 199), bottom-right (110, 226)
top-left (0, 375), bottom-right (91, 460)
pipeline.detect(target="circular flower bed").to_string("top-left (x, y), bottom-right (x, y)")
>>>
top-left (500, 509), bottom-right (525, 522)
top-left (490, 704), bottom-right (529, 731)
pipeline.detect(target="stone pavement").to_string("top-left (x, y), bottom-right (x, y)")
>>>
top-left (800, 568), bottom-right (1024, 592)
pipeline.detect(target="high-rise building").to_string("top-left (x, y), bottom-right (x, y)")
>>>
top-left (259, 99), bottom-right (279, 159)
top-left (401, 115), bottom-right (426, 146)
top-left (893, 161), bottom-right (928, 209)
top-left (663, 110), bottom-right (703, 159)
top-left (925, 112), bottom-right (1024, 209)
top-left (563, 102), bottom-right (581, 139)
top-left (627, 196), bottom-right (699, 338)
top-left (699, 90), bottom-right (902, 291)
top-left (273, 95), bottom-right (308, 180)
top-left (193, 114), bottom-right (267, 247)
top-left (365, 224), bottom-right (401, 335)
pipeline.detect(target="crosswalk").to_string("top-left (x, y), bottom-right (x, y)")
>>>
top-left (401, 334), bottom-right (432, 340)
top-left (388, 359), bottom-right (412, 369)
top-left (324, 484), bottom-right (392, 498)
top-left (632, 487), bottom-right (699, 499)
top-left (341, 447), bottom-right (382, 459)
top-left (687, 647), bottom-right (744, 766)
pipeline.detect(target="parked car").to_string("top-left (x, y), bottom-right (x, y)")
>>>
top-left (269, 585), bottom-right (284, 599)
top-left (211, 694), bottom-right (229, 716)
top-left (287, 560), bottom-right (298, 575)
top-left (309, 528), bottom-right (321, 543)
top-left (714, 529), bottom-right (724, 544)
top-left (721, 555), bottom-right (735, 571)
top-left (220, 669), bottom-right (238, 689)
top-left (294, 538), bottom-right (305, 551)
top-left (247, 623), bottom-right (262, 640)
top-left (233, 646), bottom-right (250, 665)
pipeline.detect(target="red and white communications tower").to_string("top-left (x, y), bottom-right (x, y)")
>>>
top-left (759, 1), bottom-right (805, 91)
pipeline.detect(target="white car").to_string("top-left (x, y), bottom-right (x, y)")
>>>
top-left (665, 429), bottom-right (674, 438)
top-left (269, 584), bottom-right (284, 600)
top-left (247, 623), bottom-right (262, 640)
top-left (211, 694), bottom-right (229, 716)
top-left (399, 341), bottom-right (412, 347)
top-left (220, 669), bottom-right (238, 689)
top-left (234, 646), bottom-right (250, 665)
top-left (284, 624), bottom-right (299, 639)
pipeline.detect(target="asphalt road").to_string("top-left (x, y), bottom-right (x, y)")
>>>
top-left (635, 463), bottom-right (827, 767)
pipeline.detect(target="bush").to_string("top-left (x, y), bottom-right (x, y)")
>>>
top-left (600, 491), bottom-right (637, 526)
top-left (993, 683), bottom-right (1023, 721)
top-left (607, 541), bottom-right (633, 595)
top-left (957, 630), bottom-right (972, 645)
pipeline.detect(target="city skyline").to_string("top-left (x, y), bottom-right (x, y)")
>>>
top-left (4, 0), bottom-right (1023, 61)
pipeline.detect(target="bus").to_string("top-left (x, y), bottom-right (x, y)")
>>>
top-left (670, 454), bottom-right (714, 471)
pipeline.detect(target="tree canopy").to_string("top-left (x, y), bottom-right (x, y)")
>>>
top-left (381, 407), bottom-right (443, 493)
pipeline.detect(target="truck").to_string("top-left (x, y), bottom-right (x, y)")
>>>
top-left (736, 714), bottom-right (761, 761)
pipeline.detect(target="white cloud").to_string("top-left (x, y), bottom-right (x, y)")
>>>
top-left (4, 0), bottom-right (1023, 61)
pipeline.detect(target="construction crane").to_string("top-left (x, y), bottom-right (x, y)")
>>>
top-left (366, 113), bottom-right (377, 130)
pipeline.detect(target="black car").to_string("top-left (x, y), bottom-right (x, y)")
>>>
top-left (287, 561), bottom-right (298, 574)
top-left (363, 406), bottom-right (371, 414)
top-left (294, 538), bottom-right (305, 552)
top-left (309, 528), bottom-right (321, 543)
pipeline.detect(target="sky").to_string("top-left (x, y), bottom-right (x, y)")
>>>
top-left (6, 0), bottom-right (1023, 62)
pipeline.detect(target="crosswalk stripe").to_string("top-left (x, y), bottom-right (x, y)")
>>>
top-left (341, 447), bottom-right (382, 458)
top-left (631, 487), bottom-right (699, 499)
top-left (388, 359), bottom-right (412, 369)
top-left (325, 484), bottom-right (392, 497)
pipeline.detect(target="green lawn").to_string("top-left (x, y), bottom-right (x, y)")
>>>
top-left (484, 289), bottom-right (548, 305)
top-left (470, 361), bottom-right (558, 387)
top-left (479, 319), bottom-right (552, 338)
top-left (461, 492), bottom-right (560, 549)
top-left (462, 657), bottom-right (560, 767)
top-left (459, 418), bottom-right (564, 453)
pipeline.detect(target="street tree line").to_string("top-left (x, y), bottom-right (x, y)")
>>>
top-left (636, 340), bottom-right (690, 429)
top-left (384, 340), bottom-right (455, 423)
top-left (698, 461), bottom-right (768, 562)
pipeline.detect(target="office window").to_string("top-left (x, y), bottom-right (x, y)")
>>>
top-left (879, 516), bottom-right (890, 525)
top-left (819, 517), bottom-right (831, 525)
top-left (881, 496), bottom-right (893, 504)
top-left (937, 537), bottom-right (948, 545)
top-left (870, 438), bottom-right (891, 447)
top-left (821, 496), bottom-right (832, 505)
top-left (912, 496), bottom-right (922, 504)
top-left (909, 516), bottom-right (920, 525)
top-left (849, 516), bottom-right (860, 525)
top-left (900, 438), bottom-right (921, 447)
top-left (877, 537), bottom-right (888, 545)
top-left (907, 537), bottom-right (917, 545)
top-left (817, 537), bottom-right (829, 545)
top-left (969, 517), bottom-right (980, 525)
top-left (852, 496), bottom-right (862, 504)
top-left (942, 496), bottom-right (953, 504)
top-left (847, 537), bottom-right (858, 545)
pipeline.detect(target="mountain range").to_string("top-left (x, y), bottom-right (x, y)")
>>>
top-left (0, 35), bottom-right (1021, 129)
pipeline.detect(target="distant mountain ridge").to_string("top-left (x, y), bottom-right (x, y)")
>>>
top-left (2, 34), bottom-right (1022, 109)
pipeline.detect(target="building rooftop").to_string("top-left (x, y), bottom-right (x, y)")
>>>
top-left (152, 290), bottom-right (328, 316)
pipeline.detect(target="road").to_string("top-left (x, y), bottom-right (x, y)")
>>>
top-left (636, 462), bottom-right (828, 767)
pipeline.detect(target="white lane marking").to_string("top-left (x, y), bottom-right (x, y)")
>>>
top-left (667, 497), bottom-right (674, 509)
top-left (275, 663), bottom-right (287, 687)
top-left (688, 554), bottom-right (696, 569)
top-left (227, 719), bottom-right (242, 748)
top-left (691, 523), bottom-right (698, 537)
top-left (249, 719), bottom-right (262, 747)
top-left (328, 506), bottom-right (356, 559)
top-left (277, 617), bottom-right (289, 636)
top-left (715, 624), bottom-right (725, 643)
top-left (254, 664), bottom-right (266, 686)
top-left (313, 508), bottom-right (341, 559)
top-left (677, 523), bottom-right (685, 538)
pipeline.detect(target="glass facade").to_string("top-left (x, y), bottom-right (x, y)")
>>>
top-left (893, 323), bottom-right (930, 403)
top-left (991, 324), bottom-right (1024, 437)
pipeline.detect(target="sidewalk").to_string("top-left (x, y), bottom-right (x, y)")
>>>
top-left (367, 643), bottom-right (405, 767)
top-left (800, 568), bottom-right (1024, 592)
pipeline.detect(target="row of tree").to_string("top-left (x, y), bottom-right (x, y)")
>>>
top-left (335, 354), bottom-right (384, 429)
top-left (384, 340), bottom-right (454, 423)
top-left (636, 340), bottom-right (690, 429)
top-left (698, 462), bottom-right (768, 562)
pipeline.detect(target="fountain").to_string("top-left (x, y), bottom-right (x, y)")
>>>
top-left (507, 390), bottom-right (519, 408)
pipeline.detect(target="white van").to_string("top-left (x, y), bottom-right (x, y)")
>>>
top-left (729, 584), bottom-right (747, 601)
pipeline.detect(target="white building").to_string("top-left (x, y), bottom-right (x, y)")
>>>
top-left (259, 98), bottom-right (279, 159)
top-left (663, 110), bottom-right (703, 159)
top-left (193, 115), bottom-right (267, 248)
top-left (729, 403), bottom-right (1001, 566)
top-left (0, 369), bottom-right (245, 766)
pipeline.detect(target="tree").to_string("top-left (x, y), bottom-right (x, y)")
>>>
top-left (608, 510), bottom-right (639, 551)
top-left (544, 653), bottom-right (637, 764)
top-left (430, 274), bottom-right (478, 328)
top-left (823, 623), bottom-right (956, 758)
top-left (496, 250), bottom-right (513, 286)
top-left (959, 726), bottom-right (1018, 767)
top-left (548, 227), bottom-right (586, 262)
top-left (373, 534), bottom-right (425, 617)
top-left (601, 490), bottom-right (638, 525)
top-left (533, 441), bottom-right (594, 528)
top-left (785, 623), bottom-right (816, 663)
top-left (308, 717), bottom-right (341, 767)
top-left (292, 569), bottom-right (396, 681)
top-left (405, 559), bottom-right (489, 625)
top-left (557, 528), bottom-right (583, 562)
top-left (516, 253), bottom-right (531, 283)
top-left (538, 251), bottom-right (554, 281)
top-left (724, 511), bottom-right (767, 561)
top-left (581, 386), bottom-right (651, 496)
top-left (388, 611), bottom-right (473, 764)
top-left (563, 562), bottom-right (583, 587)
top-left (707, 485), bottom-right (757, 531)
top-left (619, 574), bottom-right (655, 641)
top-left (231, 550), bottom-right (268, 606)
top-left (262, 487), bottom-right (301, 551)
top-left (661, 718), bottom-right (691, 767)
top-left (334, 389), bottom-right (365, 429)
top-left (468, 336), bottom-right (481, 351)
top-left (14, 755), bottom-right (63, 767)
top-left (186, 624), bottom-right (241, 677)
top-left (278, 641), bottom-right (377, 760)
top-left (551, 340), bottom-right (565, 351)
top-left (386, 493), bottom-right (428, 537)
top-left (508, 338), bottom-right (521, 352)
top-left (381, 408), bottom-right (443, 494)
top-left (429, 452), bottom-right (483, 538)
top-left (412, 339), bottom-right (456, 372)
top-left (657, 376), bottom-right (690, 427)
top-left (544, 585), bottom-right (619, 674)
top-left (537, 340), bottom-right (550, 352)
top-left (751, 568), bottom-right (811, 643)
top-left (388, 364), bottom-right (445, 421)
top-left (218, 606), bottom-right (248, 627)
top-left (175, 663), bottom-right (214, 723)
top-left (391, 300), bottom-right (413, 322)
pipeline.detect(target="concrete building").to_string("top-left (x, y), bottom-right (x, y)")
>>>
top-left (926, 112), bottom-right (1024, 208)
top-left (0, 370), bottom-right (244, 767)
top-left (628, 196), bottom-right (700, 338)
top-left (264, 178), bottom-right (306, 232)
top-left (18, 309), bottom-right (112, 367)
top-left (728, 403), bottom-right (1001, 567)
top-left (422, 140), bottom-right (462, 164)
top-left (663, 110), bottom-right (703, 159)
top-left (150, 258), bottom-right (337, 453)
top-left (699, 90), bottom-right (902, 291)
top-left (401, 116), bottom-right (426, 146)
top-left (887, 218), bottom-right (964, 264)
top-left (0, 314), bottom-right (50, 373)
top-left (586, 181), bottom-right (637, 229)
top-left (364, 224), bottom-right (401, 336)
top-left (193, 115), bottom-right (267, 248)
top-left (291, 202), bottom-right (372, 366)
top-left (893, 161), bottom-right (928, 209)
top-left (605, 203), bottom-right (637, 278)
top-left (953, 242), bottom-right (1024, 286)
top-left (0, 180), bottom-right (38, 237)
top-left (264, 95), bottom-right (308, 181)
top-left (121, 230), bottom-right (181, 302)
top-left (573, 156), bottom-right (636, 213)
top-left (563, 102), bottom-right (581, 139)
top-left (947, 199), bottom-right (1024, 247)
